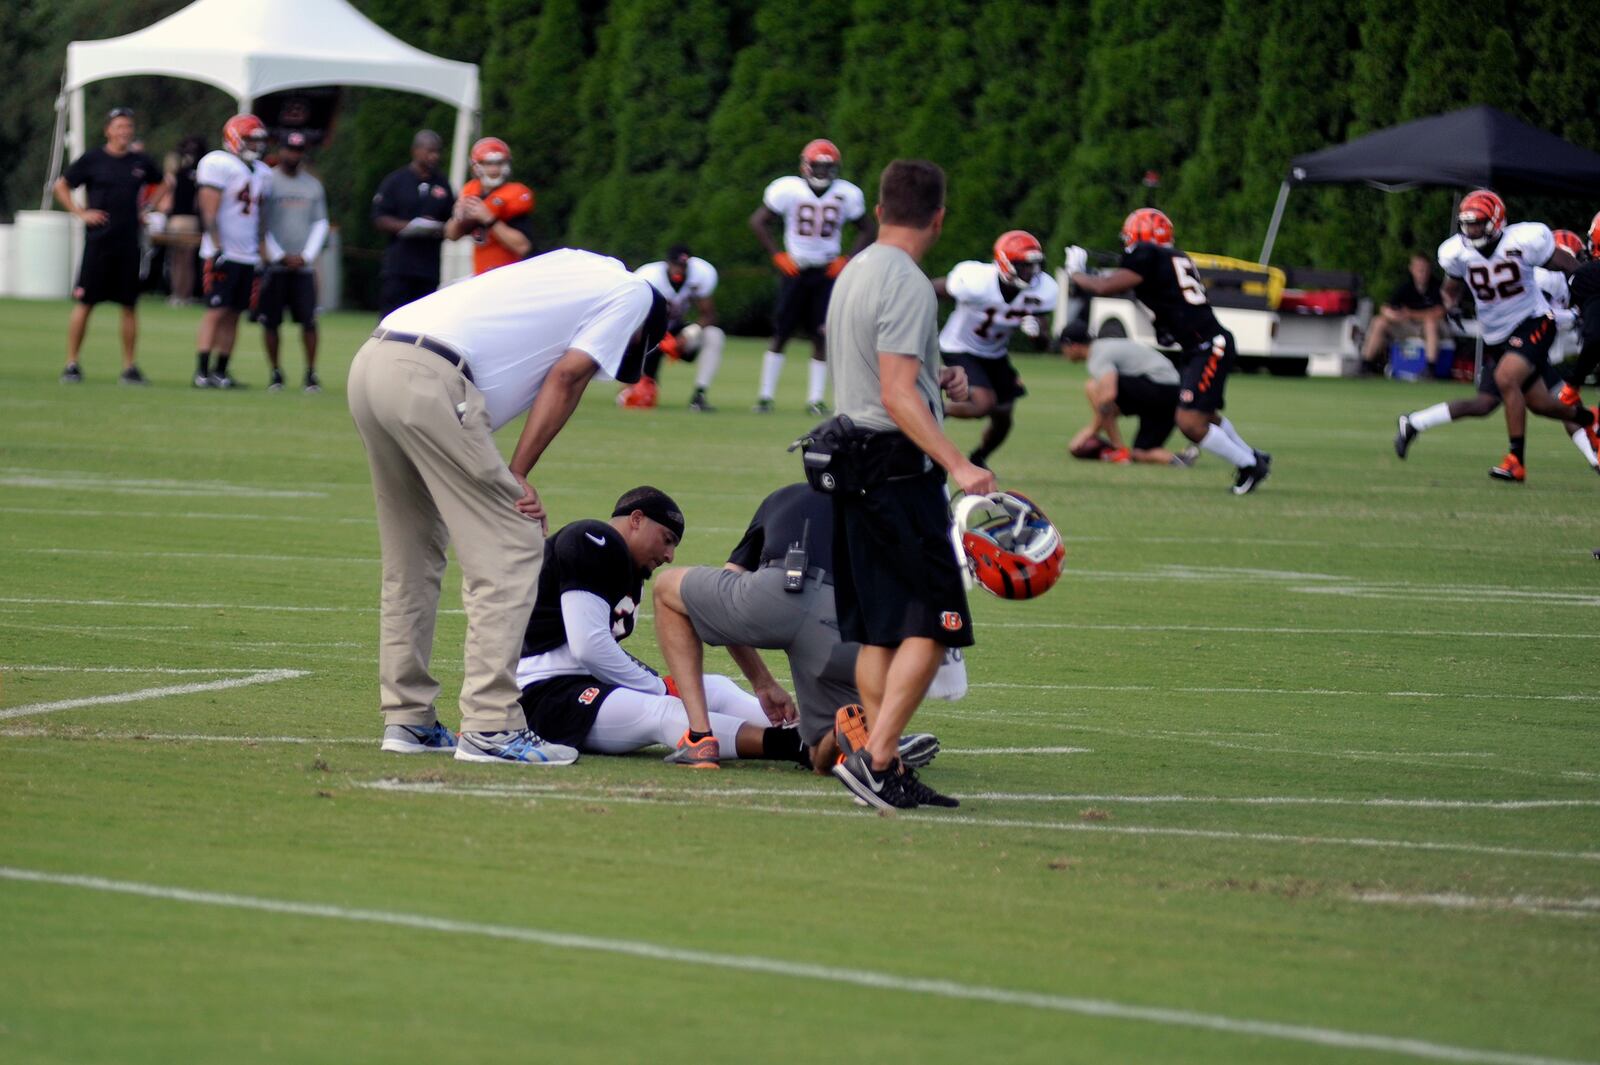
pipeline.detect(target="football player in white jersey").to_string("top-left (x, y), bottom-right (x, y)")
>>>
top-left (1393, 190), bottom-right (1595, 481)
top-left (748, 138), bottom-right (874, 413)
top-left (192, 114), bottom-right (271, 388)
top-left (933, 230), bottom-right (1058, 469)
top-left (621, 244), bottom-right (726, 411)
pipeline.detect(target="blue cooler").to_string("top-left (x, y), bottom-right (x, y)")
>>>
top-left (1388, 338), bottom-right (1455, 381)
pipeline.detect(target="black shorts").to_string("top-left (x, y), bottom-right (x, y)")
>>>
top-left (1176, 331), bottom-right (1237, 413)
top-left (1477, 316), bottom-right (1559, 397)
top-left (773, 267), bottom-right (834, 340)
top-left (255, 269), bottom-right (318, 328)
top-left (833, 462), bottom-right (973, 649)
top-left (1115, 374), bottom-right (1181, 450)
top-left (74, 240), bottom-right (140, 307)
top-left (518, 675), bottom-right (617, 749)
top-left (941, 352), bottom-right (1027, 406)
top-left (203, 259), bottom-right (259, 313)
top-left (379, 274), bottom-right (439, 319)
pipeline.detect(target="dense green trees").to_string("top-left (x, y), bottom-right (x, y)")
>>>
top-left (8, 0), bottom-right (1597, 326)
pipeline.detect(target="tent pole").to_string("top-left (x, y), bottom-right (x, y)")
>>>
top-left (40, 73), bottom-right (70, 209)
top-left (448, 102), bottom-right (474, 193)
top-left (1258, 180), bottom-right (1291, 265)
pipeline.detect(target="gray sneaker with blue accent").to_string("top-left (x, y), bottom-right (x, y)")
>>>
top-left (454, 728), bottom-right (579, 766)
top-left (381, 721), bottom-right (458, 754)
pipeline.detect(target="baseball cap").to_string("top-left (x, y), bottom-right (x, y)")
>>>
top-left (1058, 319), bottom-right (1093, 346)
top-left (106, 107), bottom-right (135, 121)
top-left (283, 131), bottom-right (308, 149)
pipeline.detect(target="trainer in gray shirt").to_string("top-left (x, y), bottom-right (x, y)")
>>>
top-left (827, 242), bottom-right (943, 433)
top-left (1086, 337), bottom-right (1179, 385)
top-left (264, 166), bottom-right (328, 272)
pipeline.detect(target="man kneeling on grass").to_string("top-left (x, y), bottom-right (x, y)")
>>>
top-left (515, 486), bottom-right (809, 768)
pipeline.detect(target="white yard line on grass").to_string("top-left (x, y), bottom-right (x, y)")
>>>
top-left (975, 620), bottom-right (1597, 640)
top-left (944, 746), bottom-right (1093, 755)
top-left (0, 595), bottom-right (464, 617)
top-left (0, 866), bottom-right (1590, 1065)
top-left (360, 781), bottom-right (1600, 864)
top-left (0, 728), bottom-right (369, 746)
top-left (7, 547), bottom-right (379, 565)
top-left (1352, 892), bottom-right (1600, 919)
top-left (0, 669), bottom-right (308, 721)
top-left (1, 664), bottom-right (273, 674)
top-left (0, 471), bottom-right (326, 499)
top-left (0, 506), bottom-right (374, 525)
top-left (972, 681), bottom-right (1597, 704)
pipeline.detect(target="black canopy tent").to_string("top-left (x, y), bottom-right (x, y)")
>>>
top-left (1258, 106), bottom-right (1600, 263)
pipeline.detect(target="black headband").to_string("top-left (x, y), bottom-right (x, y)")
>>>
top-left (613, 490), bottom-right (684, 540)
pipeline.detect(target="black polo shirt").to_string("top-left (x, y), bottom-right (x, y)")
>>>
top-left (727, 482), bottom-right (835, 575)
top-left (371, 165), bottom-right (454, 280)
top-left (63, 147), bottom-right (159, 246)
top-left (1386, 276), bottom-right (1443, 312)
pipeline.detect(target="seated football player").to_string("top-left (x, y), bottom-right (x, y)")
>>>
top-left (933, 230), bottom-right (1059, 470)
top-left (516, 486), bottom-right (808, 769)
top-left (622, 245), bottom-right (726, 410)
top-left (1062, 325), bottom-right (1198, 466)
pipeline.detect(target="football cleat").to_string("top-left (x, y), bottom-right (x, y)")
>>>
top-left (1394, 414), bottom-right (1417, 459)
top-left (193, 372), bottom-right (212, 389)
top-left (1457, 189), bottom-right (1505, 251)
top-left (267, 369), bottom-right (285, 392)
top-left (688, 388), bottom-right (715, 412)
top-left (1231, 450), bottom-right (1272, 495)
top-left (1121, 207), bottom-right (1174, 251)
top-left (663, 730), bottom-right (720, 769)
top-left (806, 400), bottom-right (830, 416)
top-left (994, 230), bottom-right (1045, 287)
top-left (119, 366), bottom-right (147, 386)
top-left (1488, 453), bottom-right (1526, 482)
top-left (304, 371), bottom-right (322, 394)
top-left (60, 363), bottom-right (83, 384)
top-left (1557, 383), bottom-right (1581, 407)
top-left (617, 377), bottom-right (659, 409)
top-left (381, 721), bottom-right (457, 755)
top-left (752, 398), bottom-right (774, 414)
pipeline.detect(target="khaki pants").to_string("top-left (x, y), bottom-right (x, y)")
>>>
top-left (347, 336), bottom-right (544, 733)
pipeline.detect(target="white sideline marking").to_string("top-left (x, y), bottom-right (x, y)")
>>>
top-left (0, 596), bottom-right (464, 618)
top-left (0, 867), bottom-right (1589, 1065)
top-left (0, 669), bottom-right (308, 720)
top-left (1298, 585), bottom-right (1600, 608)
top-left (362, 781), bottom-right (1600, 865)
top-left (944, 746), bottom-right (1093, 755)
top-left (0, 471), bottom-right (325, 499)
top-left (1, 664), bottom-right (268, 675)
top-left (8, 547), bottom-right (378, 565)
top-left (0, 506), bottom-right (374, 525)
top-left (972, 681), bottom-right (1597, 704)
top-left (0, 729), bottom-right (369, 746)
top-left (974, 620), bottom-right (1596, 640)
top-left (1353, 892), bottom-right (1600, 919)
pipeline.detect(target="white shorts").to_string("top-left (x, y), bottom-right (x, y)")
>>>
top-left (584, 674), bottom-right (770, 757)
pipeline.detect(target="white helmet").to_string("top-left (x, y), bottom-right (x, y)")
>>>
top-left (950, 491), bottom-right (1065, 600)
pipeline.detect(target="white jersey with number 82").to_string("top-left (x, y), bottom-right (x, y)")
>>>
top-left (762, 175), bottom-right (866, 268)
top-left (1437, 222), bottom-right (1554, 344)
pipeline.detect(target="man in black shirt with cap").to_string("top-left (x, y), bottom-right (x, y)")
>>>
top-left (54, 107), bottom-right (165, 385)
top-left (371, 130), bottom-right (455, 317)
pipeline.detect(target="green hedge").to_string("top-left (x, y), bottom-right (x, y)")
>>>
top-left (7, 0), bottom-right (1597, 329)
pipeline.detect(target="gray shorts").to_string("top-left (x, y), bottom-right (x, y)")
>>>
top-left (679, 565), bottom-right (858, 746)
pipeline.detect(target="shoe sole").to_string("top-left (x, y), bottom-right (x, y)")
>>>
top-left (834, 705), bottom-right (871, 760)
top-left (453, 746), bottom-right (578, 765)
top-left (898, 734), bottom-right (939, 768)
top-left (379, 739), bottom-right (455, 754)
top-left (830, 761), bottom-right (897, 811)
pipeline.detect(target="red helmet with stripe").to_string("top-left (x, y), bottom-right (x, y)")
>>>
top-left (1553, 228), bottom-right (1587, 262)
top-left (223, 114), bottom-right (267, 162)
top-left (994, 230), bottom-right (1045, 286)
top-left (951, 491), bottom-right (1065, 601)
top-left (471, 136), bottom-right (512, 190)
top-left (1121, 208), bottom-right (1174, 251)
top-left (800, 138), bottom-right (840, 192)
top-left (1457, 189), bottom-right (1506, 250)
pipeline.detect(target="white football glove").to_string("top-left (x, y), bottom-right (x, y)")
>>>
top-left (1064, 245), bottom-right (1088, 276)
top-left (1019, 315), bottom-right (1040, 338)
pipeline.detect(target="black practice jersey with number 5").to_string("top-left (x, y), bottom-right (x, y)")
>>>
top-left (1119, 242), bottom-right (1225, 350)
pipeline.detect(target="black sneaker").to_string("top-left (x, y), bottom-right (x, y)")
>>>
top-left (304, 371), bottom-right (322, 394)
top-left (1394, 414), bottom-right (1416, 459)
top-left (806, 400), bottom-right (831, 416)
top-left (60, 363), bottom-right (83, 384)
top-left (267, 369), bottom-right (285, 392)
top-left (752, 398), bottom-right (774, 414)
top-left (119, 365), bottom-right (147, 386)
top-left (688, 388), bottom-right (714, 412)
top-left (831, 750), bottom-right (916, 810)
top-left (1231, 450), bottom-right (1271, 495)
top-left (210, 373), bottom-right (244, 390)
top-left (193, 372), bottom-right (212, 389)
top-left (899, 765), bottom-right (959, 808)
top-left (897, 732), bottom-right (940, 768)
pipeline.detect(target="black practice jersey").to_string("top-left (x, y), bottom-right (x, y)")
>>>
top-left (63, 147), bottom-right (160, 246)
top-left (727, 482), bottom-right (835, 574)
top-left (521, 520), bottom-right (642, 658)
top-left (1570, 262), bottom-right (1600, 346)
top-left (1120, 242), bottom-right (1225, 350)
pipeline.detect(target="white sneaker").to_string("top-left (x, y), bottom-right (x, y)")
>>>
top-left (454, 728), bottom-right (578, 766)
top-left (380, 721), bottom-right (457, 754)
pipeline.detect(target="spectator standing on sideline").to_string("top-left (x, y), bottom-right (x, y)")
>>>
top-left (1361, 253), bottom-right (1446, 374)
top-left (158, 135), bottom-right (206, 305)
top-left (193, 114), bottom-right (272, 389)
top-left (54, 107), bottom-right (164, 385)
top-left (826, 159), bottom-right (989, 811)
top-left (444, 136), bottom-right (534, 276)
top-left (349, 248), bottom-right (668, 765)
top-left (259, 131), bottom-right (328, 393)
top-left (372, 130), bottom-right (454, 316)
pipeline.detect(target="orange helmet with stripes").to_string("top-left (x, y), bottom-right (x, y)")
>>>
top-left (1121, 208), bottom-right (1174, 251)
top-left (1553, 228), bottom-right (1587, 262)
top-left (1457, 189), bottom-right (1506, 250)
top-left (800, 138), bottom-right (840, 192)
top-left (993, 230), bottom-right (1045, 286)
top-left (470, 136), bottom-right (512, 190)
top-left (223, 114), bottom-right (267, 162)
top-left (1589, 211), bottom-right (1600, 259)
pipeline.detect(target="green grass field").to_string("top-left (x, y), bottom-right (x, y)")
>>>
top-left (1, 296), bottom-right (1596, 1064)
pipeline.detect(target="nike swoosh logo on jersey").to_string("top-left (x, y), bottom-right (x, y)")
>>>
top-left (585, 532), bottom-right (607, 547)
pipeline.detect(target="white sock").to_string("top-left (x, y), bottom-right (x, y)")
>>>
top-left (1572, 428), bottom-right (1599, 469)
top-left (807, 359), bottom-right (829, 405)
top-left (693, 326), bottom-right (725, 391)
top-left (758, 351), bottom-right (785, 401)
top-left (1217, 416), bottom-right (1251, 452)
top-left (1199, 425), bottom-right (1256, 468)
top-left (1409, 401), bottom-right (1453, 432)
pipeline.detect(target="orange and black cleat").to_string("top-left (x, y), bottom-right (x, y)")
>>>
top-left (833, 704), bottom-right (871, 765)
top-left (1488, 453), bottom-right (1526, 483)
top-left (663, 729), bottom-right (719, 768)
top-left (1556, 382), bottom-right (1582, 407)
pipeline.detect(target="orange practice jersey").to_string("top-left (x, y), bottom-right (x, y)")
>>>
top-left (462, 179), bottom-right (535, 274)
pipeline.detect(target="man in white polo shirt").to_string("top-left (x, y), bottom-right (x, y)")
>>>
top-left (347, 247), bottom-right (668, 765)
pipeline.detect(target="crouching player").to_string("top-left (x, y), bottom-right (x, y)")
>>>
top-left (516, 486), bottom-right (807, 768)
top-left (1061, 322), bottom-right (1199, 466)
top-left (622, 244), bottom-right (727, 411)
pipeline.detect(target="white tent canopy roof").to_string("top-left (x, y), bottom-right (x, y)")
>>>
top-left (66, 0), bottom-right (478, 110)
